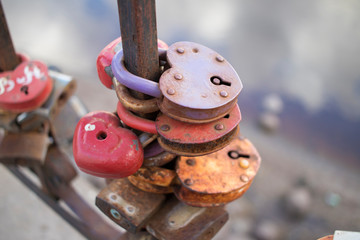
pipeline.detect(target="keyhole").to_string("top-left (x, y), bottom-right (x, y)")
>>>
top-left (210, 76), bottom-right (231, 86)
top-left (20, 85), bottom-right (29, 95)
top-left (228, 151), bottom-right (250, 159)
top-left (97, 131), bottom-right (107, 140)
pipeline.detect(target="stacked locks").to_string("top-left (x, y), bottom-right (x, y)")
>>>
top-left (73, 38), bottom-right (261, 236)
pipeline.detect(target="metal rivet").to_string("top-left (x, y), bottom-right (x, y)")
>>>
top-left (239, 159), bottom-right (250, 169)
top-left (176, 48), bottom-right (185, 54)
top-left (110, 208), bottom-right (121, 219)
top-left (220, 90), bottom-right (228, 98)
top-left (174, 74), bottom-right (183, 80)
top-left (184, 178), bottom-right (193, 186)
top-left (215, 124), bottom-right (224, 130)
top-left (110, 194), bottom-right (117, 200)
top-left (127, 206), bottom-right (135, 213)
top-left (240, 174), bottom-right (249, 183)
top-left (216, 56), bottom-right (224, 62)
top-left (186, 159), bottom-right (196, 166)
top-left (160, 124), bottom-right (170, 131)
top-left (167, 88), bottom-right (175, 95)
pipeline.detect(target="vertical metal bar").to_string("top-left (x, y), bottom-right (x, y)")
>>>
top-left (117, 0), bottom-right (160, 86)
top-left (0, 1), bottom-right (20, 71)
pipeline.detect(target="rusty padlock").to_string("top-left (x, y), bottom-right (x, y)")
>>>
top-left (158, 41), bottom-right (243, 123)
top-left (73, 111), bottom-right (143, 178)
top-left (156, 104), bottom-right (241, 156)
top-left (174, 136), bottom-right (261, 207)
top-left (0, 60), bottom-right (53, 113)
top-left (146, 196), bottom-right (228, 240)
top-left (96, 178), bottom-right (165, 233)
top-left (97, 37), bottom-right (168, 89)
top-left (128, 166), bottom-right (176, 194)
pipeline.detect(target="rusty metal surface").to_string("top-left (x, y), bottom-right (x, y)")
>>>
top-left (146, 196), bottom-right (229, 240)
top-left (143, 149), bottom-right (177, 167)
top-left (158, 125), bottom-right (239, 157)
top-left (96, 178), bottom-right (165, 233)
top-left (0, 131), bottom-right (49, 165)
top-left (174, 136), bottom-right (261, 207)
top-left (0, 2), bottom-right (20, 71)
top-left (158, 41), bottom-right (242, 123)
top-left (114, 79), bottom-right (159, 114)
top-left (128, 166), bottom-right (176, 194)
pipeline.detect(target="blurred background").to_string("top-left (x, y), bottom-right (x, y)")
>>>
top-left (1, 0), bottom-right (359, 239)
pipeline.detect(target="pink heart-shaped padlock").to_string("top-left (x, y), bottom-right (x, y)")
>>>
top-left (0, 60), bottom-right (53, 112)
top-left (73, 111), bottom-right (143, 178)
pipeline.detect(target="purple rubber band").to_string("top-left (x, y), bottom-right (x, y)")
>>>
top-left (111, 50), bottom-right (164, 98)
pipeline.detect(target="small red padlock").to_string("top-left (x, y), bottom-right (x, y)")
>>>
top-left (73, 111), bottom-right (143, 178)
top-left (97, 37), bottom-right (169, 89)
top-left (0, 60), bottom-right (53, 112)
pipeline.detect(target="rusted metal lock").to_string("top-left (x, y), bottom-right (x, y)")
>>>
top-left (96, 178), bottom-right (165, 233)
top-left (158, 41), bottom-right (243, 123)
top-left (146, 196), bottom-right (228, 240)
top-left (0, 130), bottom-right (50, 166)
top-left (0, 60), bottom-right (53, 113)
top-left (128, 166), bottom-right (176, 194)
top-left (174, 136), bottom-right (261, 207)
top-left (73, 111), bottom-right (143, 178)
top-left (156, 104), bottom-right (241, 156)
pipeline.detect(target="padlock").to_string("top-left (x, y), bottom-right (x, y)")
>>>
top-left (73, 111), bottom-right (143, 178)
top-left (158, 41), bottom-right (243, 123)
top-left (128, 166), bottom-right (176, 194)
top-left (156, 104), bottom-right (241, 156)
top-left (174, 136), bottom-right (261, 207)
top-left (0, 130), bottom-right (50, 166)
top-left (96, 178), bottom-right (165, 233)
top-left (97, 37), bottom-right (168, 89)
top-left (0, 60), bottom-right (53, 113)
top-left (146, 196), bottom-right (228, 240)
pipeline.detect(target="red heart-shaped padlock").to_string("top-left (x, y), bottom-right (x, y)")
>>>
top-left (0, 60), bottom-right (53, 112)
top-left (73, 111), bottom-right (143, 178)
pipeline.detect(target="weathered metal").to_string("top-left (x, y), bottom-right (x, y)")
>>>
top-left (143, 150), bottom-right (177, 167)
top-left (114, 79), bottom-right (159, 114)
top-left (0, 131), bottom-right (50, 166)
top-left (146, 196), bottom-right (229, 240)
top-left (156, 104), bottom-right (241, 156)
top-left (158, 41), bottom-right (243, 123)
top-left (128, 166), bottom-right (176, 194)
top-left (117, 101), bottom-right (157, 134)
top-left (73, 111), bottom-right (143, 178)
top-left (0, 2), bottom-right (20, 71)
top-left (96, 178), bottom-right (165, 233)
top-left (174, 136), bottom-right (261, 207)
top-left (0, 61), bottom-right (53, 112)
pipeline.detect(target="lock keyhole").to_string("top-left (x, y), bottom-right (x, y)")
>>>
top-left (228, 151), bottom-right (250, 159)
top-left (210, 76), bottom-right (231, 87)
top-left (97, 131), bottom-right (107, 140)
top-left (20, 85), bottom-right (29, 95)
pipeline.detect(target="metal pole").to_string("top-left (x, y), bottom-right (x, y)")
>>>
top-left (0, 1), bottom-right (20, 71)
top-left (117, 0), bottom-right (160, 99)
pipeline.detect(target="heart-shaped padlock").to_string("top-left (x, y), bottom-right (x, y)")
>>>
top-left (174, 136), bottom-right (261, 207)
top-left (0, 60), bottom-right (53, 112)
top-left (73, 111), bottom-right (143, 178)
top-left (97, 37), bottom-right (168, 89)
top-left (156, 104), bottom-right (241, 156)
top-left (158, 41), bottom-right (243, 123)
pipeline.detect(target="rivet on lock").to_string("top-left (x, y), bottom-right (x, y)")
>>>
top-left (96, 178), bottom-right (165, 233)
top-left (156, 104), bottom-right (241, 156)
top-left (128, 166), bottom-right (176, 194)
top-left (146, 196), bottom-right (228, 240)
top-left (0, 60), bottom-right (53, 113)
top-left (174, 136), bottom-right (261, 207)
top-left (73, 111), bottom-right (143, 178)
top-left (158, 41), bottom-right (243, 123)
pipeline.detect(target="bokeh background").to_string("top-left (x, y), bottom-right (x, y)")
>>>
top-left (1, 0), bottom-right (359, 239)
